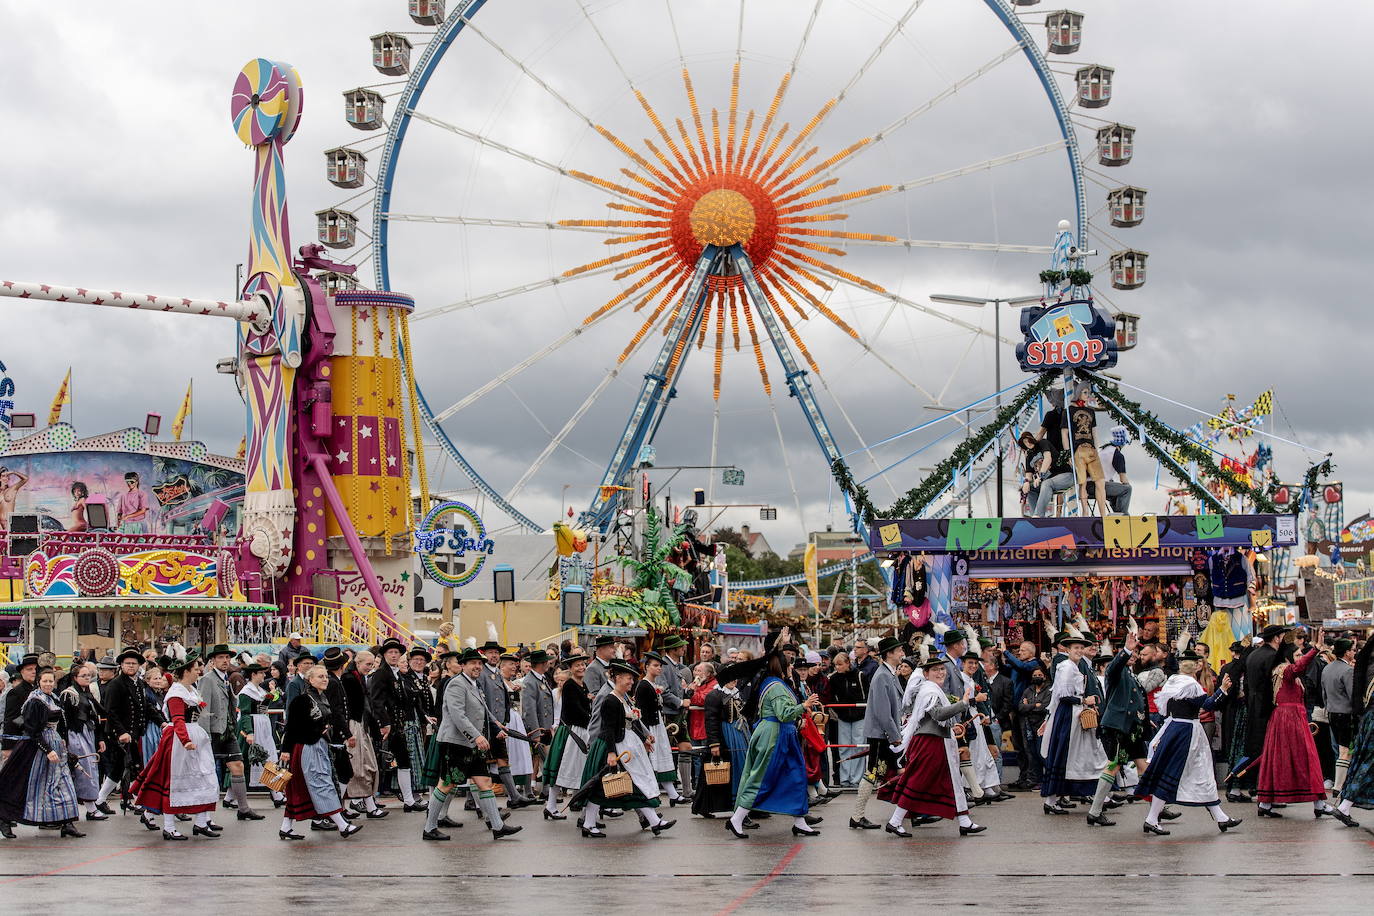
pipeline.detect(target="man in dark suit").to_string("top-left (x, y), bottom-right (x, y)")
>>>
top-left (369, 638), bottom-right (424, 810)
top-left (1243, 625), bottom-right (1288, 783)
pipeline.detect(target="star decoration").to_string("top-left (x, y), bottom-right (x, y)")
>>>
top-left (335, 449), bottom-right (350, 463)
top-left (369, 481), bottom-right (380, 492)
top-left (400, 570), bottom-right (410, 582)
top-left (387, 455), bottom-right (397, 467)
top-left (359, 425), bottom-right (373, 439)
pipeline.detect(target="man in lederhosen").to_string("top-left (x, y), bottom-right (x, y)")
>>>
top-left (203, 643), bottom-right (264, 821)
top-left (369, 638), bottom-right (426, 811)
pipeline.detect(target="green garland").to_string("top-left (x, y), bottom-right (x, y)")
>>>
top-left (1292, 457), bottom-right (1334, 515)
top-left (1091, 379), bottom-right (1279, 514)
top-left (833, 374), bottom-right (1054, 523)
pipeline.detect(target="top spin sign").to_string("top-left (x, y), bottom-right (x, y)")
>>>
top-left (1015, 298), bottom-right (1118, 372)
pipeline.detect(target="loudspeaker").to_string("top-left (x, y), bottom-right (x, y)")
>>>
top-left (9, 413), bottom-right (35, 429)
top-left (561, 586), bottom-right (585, 627)
top-left (693, 488), bottom-right (705, 506)
top-left (312, 573), bottom-right (340, 603)
top-left (492, 564), bottom-right (515, 603)
top-left (144, 413), bottom-right (162, 436)
top-left (7, 514), bottom-right (39, 556)
top-left (85, 499), bottom-right (111, 530)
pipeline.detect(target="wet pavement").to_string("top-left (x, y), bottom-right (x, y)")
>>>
top-left (1, 789), bottom-right (1370, 911)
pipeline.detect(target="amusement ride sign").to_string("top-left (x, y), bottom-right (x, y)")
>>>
top-left (413, 501), bottom-right (496, 588)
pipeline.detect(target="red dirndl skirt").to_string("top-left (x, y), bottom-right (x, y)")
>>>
top-left (1257, 703), bottom-right (1327, 804)
top-left (132, 727), bottom-right (216, 815)
top-left (878, 734), bottom-right (957, 820)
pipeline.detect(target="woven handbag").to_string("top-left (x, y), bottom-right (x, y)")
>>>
top-left (1079, 707), bottom-right (1099, 730)
top-left (601, 768), bottom-right (633, 798)
top-left (703, 757), bottom-right (731, 786)
top-left (261, 760), bottom-right (293, 793)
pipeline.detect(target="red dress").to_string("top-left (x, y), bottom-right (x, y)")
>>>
top-left (132, 694), bottom-right (217, 815)
top-left (1257, 648), bottom-right (1327, 804)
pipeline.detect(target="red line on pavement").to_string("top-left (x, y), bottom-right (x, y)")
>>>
top-left (0, 846), bottom-right (141, 886)
top-left (715, 842), bottom-right (803, 916)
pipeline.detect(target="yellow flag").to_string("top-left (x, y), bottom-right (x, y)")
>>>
top-left (236, 436), bottom-right (246, 460)
top-left (171, 380), bottom-right (193, 440)
top-left (47, 368), bottom-right (71, 426)
top-left (804, 541), bottom-right (819, 611)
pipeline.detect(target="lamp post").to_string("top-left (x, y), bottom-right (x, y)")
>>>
top-left (930, 293), bottom-right (1042, 516)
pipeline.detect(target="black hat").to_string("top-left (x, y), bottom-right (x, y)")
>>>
top-left (457, 648), bottom-right (483, 664)
top-left (1333, 638), bottom-right (1354, 657)
top-left (206, 643), bottom-right (233, 659)
top-left (1228, 640), bottom-right (1246, 653)
top-left (295, 652), bottom-right (318, 665)
top-left (876, 636), bottom-right (903, 656)
top-left (919, 655), bottom-right (948, 670)
top-left (409, 646), bottom-right (433, 661)
top-left (1259, 624), bottom-right (1289, 640)
top-left (241, 662), bottom-right (268, 675)
top-left (716, 655), bottom-right (767, 685)
top-left (498, 652), bottom-right (520, 663)
top-left (18, 653), bottom-right (40, 671)
top-left (320, 647), bottom-right (348, 670)
top-left (479, 640), bottom-right (504, 653)
top-left (961, 651), bottom-right (983, 662)
top-left (115, 647), bottom-right (144, 665)
top-left (779, 643), bottom-right (800, 655)
top-left (641, 650), bottom-right (665, 665)
top-left (379, 638), bottom-right (406, 655)
top-left (943, 631), bottom-right (968, 648)
top-left (1179, 650), bottom-right (1201, 661)
top-left (593, 635), bottom-right (617, 648)
top-left (1058, 634), bottom-right (1093, 647)
top-left (527, 649), bottom-right (550, 665)
top-left (607, 659), bottom-right (639, 678)
top-left (437, 650), bottom-right (460, 662)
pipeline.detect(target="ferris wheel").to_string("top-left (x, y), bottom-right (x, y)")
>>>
top-left (316, 0), bottom-right (1146, 536)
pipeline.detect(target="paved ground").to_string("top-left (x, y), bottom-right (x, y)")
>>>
top-left (2, 788), bottom-right (1371, 911)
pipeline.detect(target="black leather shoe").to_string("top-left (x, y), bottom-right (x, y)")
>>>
top-left (222, 798), bottom-right (238, 810)
top-left (140, 814), bottom-right (159, 832)
top-left (991, 792), bottom-right (1015, 803)
top-left (273, 796), bottom-right (286, 808)
top-left (237, 810), bottom-right (265, 821)
top-left (85, 811), bottom-right (109, 821)
top-left (339, 823), bottom-right (363, 838)
top-left (581, 826), bottom-right (607, 838)
top-left (668, 797), bottom-right (686, 807)
top-left (492, 824), bottom-right (522, 839)
top-left (163, 829), bottom-right (188, 841)
top-left (1330, 809), bottom-right (1359, 828)
top-left (1225, 792), bottom-right (1248, 804)
top-left (437, 816), bottom-right (463, 828)
top-left (959, 823), bottom-right (987, 836)
top-left (203, 821), bottom-right (224, 832)
top-left (1142, 822), bottom-right (1170, 836)
top-left (422, 828), bottom-right (451, 841)
top-left (1257, 807), bottom-right (1283, 818)
top-left (278, 830), bottom-right (305, 841)
top-left (742, 818), bottom-right (759, 830)
top-left (366, 808), bottom-right (389, 819)
top-left (96, 802), bottom-right (115, 816)
top-left (726, 821), bottom-right (749, 839)
top-left (1217, 817), bottom-right (1243, 833)
top-left (311, 819), bottom-right (338, 831)
top-left (342, 809), bottom-right (360, 821)
top-left (791, 825), bottom-right (820, 837)
top-left (60, 823), bottom-right (86, 838)
top-left (1056, 799), bottom-right (1078, 809)
top-left (804, 814), bottom-right (823, 826)
top-left (1086, 812), bottom-right (1116, 827)
top-left (885, 822), bottom-right (912, 838)
top-left (1, 821), bottom-right (17, 840)
top-left (403, 801), bottom-right (429, 812)
top-left (543, 809), bottom-right (567, 821)
top-left (1043, 803), bottom-right (1069, 815)
top-left (1159, 807), bottom-right (1182, 821)
top-left (850, 817), bottom-right (880, 829)
top-left (604, 809), bottom-right (624, 817)
top-left (911, 814), bottom-right (941, 826)
top-left (1102, 798), bottom-right (1124, 810)
top-left (192, 825), bottom-right (220, 838)
top-left (650, 818), bottom-right (676, 836)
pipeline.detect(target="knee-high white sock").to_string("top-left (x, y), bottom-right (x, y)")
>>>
top-left (1088, 769), bottom-right (1116, 817)
top-left (193, 812), bottom-right (209, 828)
top-left (425, 788), bottom-right (449, 832)
top-left (1339, 798), bottom-right (1354, 815)
top-left (852, 773), bottom-right (877, 820)
top-left (280, 817), bottom-right (294, 833)
top-left (729, 805), bottom-right (749, 832)
top-left (397, 768), bottom-right (416, 805)
top-left (97, 777), bottom-right (118, 805)
top-left (792, 816), bottom-right (812, 830)
top-left (888, 806), bottom-right (908, 828)
top-left (1335, 756), bottom-right (1350, 793)
top-left (363, 796), bottom-right (379, 812)
top-left (545, 791), bottom-right (561, 814)
top-left (329, 811), bottom-right (349, 829)
top-left (1145, 796), bottom-right (1166, 826)
top-left (84, 801), bottom-right (96, 814)
top-left (957, 813), bottom-right (973, 828)
top-left (229, 772), bottom-right (255, 814)
top-left (1315, 799), bottom-right (1332, 813)
top-left (163, 813), bottom-right (177, 832)
top-left (643, 808), bottom-right (663, 827)
top-left (582, 801), bottom-right (601, 830)
top-left (1206, 804), bottom-right (1229, 822)
top-left (660, 781), bottom-right (681, 800)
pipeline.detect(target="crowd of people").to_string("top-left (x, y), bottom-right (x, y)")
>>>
top-left (1, 620), bottom-right (1371, 844)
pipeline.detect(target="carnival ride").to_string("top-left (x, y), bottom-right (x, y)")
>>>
top-left (318, 0), bottom-right (1150, 541)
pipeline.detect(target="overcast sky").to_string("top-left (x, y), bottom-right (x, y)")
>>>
top-left (2, 0), bottom-right (1370, 550)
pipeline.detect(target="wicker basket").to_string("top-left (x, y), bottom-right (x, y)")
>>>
top-left (601, 769), bottom-right (633, 798)
top-left (261, 760), bottom-right (293, 793)
top-left (1079, 707), bottom-right (1099, 730)
top-left (703, 759), bottom-right (731, 786)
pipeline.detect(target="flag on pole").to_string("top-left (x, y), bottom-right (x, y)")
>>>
top-left (47, 368), bottom-right (71, 426)
top-left (171, 380), bottom-right (193, 440)
top-left (1252, 389), bottom-right (1273, 416)
top-left (804, 541), bottom-right (819, 611)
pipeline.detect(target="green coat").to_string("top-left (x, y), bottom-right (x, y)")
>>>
top-left (734, 680), bottom-right (806, 811)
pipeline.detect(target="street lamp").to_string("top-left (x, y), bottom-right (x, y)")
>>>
top-left (930, 293), bottom-right (1041, 516)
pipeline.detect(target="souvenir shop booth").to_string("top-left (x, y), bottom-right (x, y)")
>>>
top-left (867, 514), bottom-right (1297, 663)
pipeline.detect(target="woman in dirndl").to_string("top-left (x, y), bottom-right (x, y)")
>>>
top-left (637, 652), bottom-right (682, 802)
top-left (140, 665), bottom-right (169, 772)
top-left (236, 663), bottom-right (284, 807)
top-left (499, 653), bottom-right (535, 794)
top-left (728, 651), bottom-right (823, 839)
top-left (1334, 637), bottom-right (1374, 822)
top-left (578, 660), bottom-right (675, 838)
top-left (1040, 635), bottom-right (1109, 814)
top-left (58, 663), bottom-right (106, 821)
top-left (0, 668), bottom-right (84, 838)
top-left (1133, 663), bottom-right (1242, 835)
top-left (692, 659), bottom-right (755, 818)
top-left (542, 655), bottom-right (591, 819)
top-left (278, 665), bottom-right (363, 841)
top-left (132, 654), bottom-right (220, 840)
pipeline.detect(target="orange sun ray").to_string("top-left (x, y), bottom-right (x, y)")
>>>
top-left (726, 60), bottom-right (741, 170)
top-left (594, 125), bottom-right (683, 195)
top-left (608, 203), bottom-right (673, 218)
top-left (748, 123), bottom-right (790, 181)
top-left (744, 72), bottom-right (792, 176)
top-left (697, 288), bottom-right (713, 350)
top-left (606, 230), bottom-right (674, 245)
top-left (620, 167), bottom-right (673, 197)
top-left (780, 237), bottom-right (848, 258)
top-left (773, 177), bottom-right (839, 209)
top-left (713, 295), bottom-right (726, 400)
top-left (770, 257), bottom-right (834, 293)
top-left (682, 68), bottom-right (713, 171)
top-left (711, 109), bottom-right (723, 173)
top-left (764, 270), bottom-right (812, 321)
top-left (779, 247), bottom-right (885, 294)
top-left (584, 257), bottom-right (678, 324)
top-left (778, 184), bottom-right (892, 214)
top-left (733, 110), bottom-right (755, 174)
top-left (778, 212), bottom-right (849, 224)
top-left (635, 90), bottom-right (700, 183)
top-left (728, 285), bottom-right (741, 350)
top-left (569, 170), bottom-right (675, 208)
top-left (771, 138), bottom-right (874, 197)
top-left (561, 241), bottom-right (670, 277)
top-left (759, 281), bottom-right (820, 373)
top-left (643, 138), bottom-right (690, 188)
top-left (761, 145), bottom-right (820, 193)
top-left (612, 250), bottom-right (674, 282)
top-left (675, 117), bottom-right (706, 178)
top-left (620, 273), bottom-right (689, 362)
top-left (758, 99), bottom-right (837, 185)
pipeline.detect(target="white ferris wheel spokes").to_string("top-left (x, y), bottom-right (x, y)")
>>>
top-left (318, 0), bottom-right (1144, 536)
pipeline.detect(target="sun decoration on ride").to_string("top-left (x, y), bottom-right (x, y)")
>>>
top-left (558, 63), bottom-right (897, 399)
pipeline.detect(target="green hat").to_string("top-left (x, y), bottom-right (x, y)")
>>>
top-left (457, 648), bottom-right (483, 664)
top-left (607, 659), bottom-right (639, 678)
top-left (642, 650), bottom-right (665, 665)
top-left (659, 634), bottom-right (687, 650)
top-left (527, 650), bottom-right (550, 665)
top-left (979, 638), bottom-right (996, 650)
top-left (920, 655), bottom-right (947, 670)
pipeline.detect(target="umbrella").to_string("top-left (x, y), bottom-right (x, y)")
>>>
top-left (1224, 754), bottom-right (1260, 782)
top-left (561, 750), bottom-right (632, 813)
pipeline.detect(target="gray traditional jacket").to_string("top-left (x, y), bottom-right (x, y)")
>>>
top-left (862, 663), bottom-right (903, 742)
top-left (436, 673), bottom-right (489, 748)
top-left (521, 671), bottom-right (555, 733)
top-left (201, 667), bottom-right (236, 736)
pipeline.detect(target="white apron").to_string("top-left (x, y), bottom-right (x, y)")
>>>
top-left (1040, 659), bottom-right (1108, 781)
top-left (506, 707), bottom-right (533, 777)
top-left (1148, 675), bottom-right (1220, 804)
top-left (647, 720), bottom-right (675, 775)
top-left (555, 726), bottom-right (590, 790)
top-left (167, 683), bottom-right (218, 809)
top-left (239, 684), bottom-right (278, 787)
top-left (615, 728), bottom-right (660, 799)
